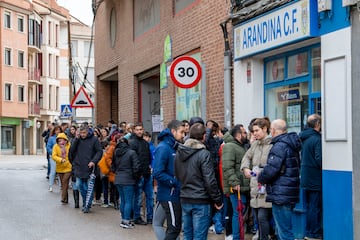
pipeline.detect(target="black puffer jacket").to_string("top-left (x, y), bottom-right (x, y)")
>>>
top-left (112, 141), bottom-right (141, 186)
top-left (129, 135), bottom-right (151, 178)
top-left (258, 132), bottom-right (301, 205)
top-left (174, 139), bottom-right (222, 206)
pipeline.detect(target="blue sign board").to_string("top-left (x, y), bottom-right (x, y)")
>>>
top-left (234, 0), bottom-right (318, 59)
top-left (60, 104), bottom-right (72, 118)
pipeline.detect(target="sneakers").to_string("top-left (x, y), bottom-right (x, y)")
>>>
top-left (209, 224), bottom-right (215, 233)
top-left (48, 186), bottom-right (53, 192)
top-left (304, 237), bottom-right (322, 240)
top-left (82, 207), bottom-right (90, 213)
top-left (225, 235), bottom-right (233, 240)
top-left (133, 218), bottom-right (147, 225)
top-left (120, 221), bottom-right (134, 229)
top-left (252, 231), bottom-right (259, 240)
top-left (92, 200), bottom-right (102, 206)
top-left (101, 203), bottom-right (110, 208)
top-left (147, 219), bottom-right (153, 224)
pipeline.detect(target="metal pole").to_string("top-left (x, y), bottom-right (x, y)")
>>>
top-left (221, 20), bottom-right (232, 129)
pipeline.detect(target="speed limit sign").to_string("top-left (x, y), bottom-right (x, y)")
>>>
top-left (170, 56), bottom-right (202, 88)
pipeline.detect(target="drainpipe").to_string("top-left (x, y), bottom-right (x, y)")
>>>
top-left (220, 19), bottom-right (232, 129)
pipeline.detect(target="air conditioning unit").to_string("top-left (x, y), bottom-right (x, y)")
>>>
top-left (318, 0), bottom-right (332, 12)
top-left (343, 0), bottom-right (359, 7)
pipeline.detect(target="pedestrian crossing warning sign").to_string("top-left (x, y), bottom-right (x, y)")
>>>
top-left (60, 104), bottom-right (72, 118)
top-left (71, 86), bottom-right (94, 108)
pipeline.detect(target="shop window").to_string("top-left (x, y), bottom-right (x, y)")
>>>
top-left (287, 52), bottom-right (309, 78)
top-left (4, 11), bottom-right (11, 29)
top-left (18, 16), bottom-right (24, 32)
top-left (18, 85), bottom-right (25, 102)
top-left (311, 47), bottom-right (321, 92)
top-left (5, 83), bottom-right (12, 101)
top-left (265, 58), bottom-right (285, 83)
top-left (5, 48), bottom-right (11, 66)
top-left (265, 82), bottom-right (309, 133)
top-left (133, 0), bottom-right (160, 38)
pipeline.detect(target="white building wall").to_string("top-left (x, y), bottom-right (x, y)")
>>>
top-left (233, 58), bottom-right (264, 126)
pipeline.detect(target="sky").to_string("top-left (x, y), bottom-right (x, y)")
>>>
top-left (56, 0), bottom-right (94, 26)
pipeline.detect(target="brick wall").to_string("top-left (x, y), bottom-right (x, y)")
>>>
top-left (95, 0), bottom-right (230, 127)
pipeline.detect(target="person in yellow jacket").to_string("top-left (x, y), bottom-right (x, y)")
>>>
top-left (52, 133), bottom-right (72, 204)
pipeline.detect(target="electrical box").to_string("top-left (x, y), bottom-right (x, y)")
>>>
top-left (318, 0), bottom-right (332, 12)
top-left (343, 0), bottom-right (359, 7)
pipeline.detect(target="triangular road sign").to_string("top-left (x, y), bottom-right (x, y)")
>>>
top-left (71, 86), bottom-right (94, 108)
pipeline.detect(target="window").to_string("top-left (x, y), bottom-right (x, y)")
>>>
top-left (18, 51), bottom-right (24, 68)
top-left (175, 0), bottom-right (197, 14)
top-left (5, 83), bottom-right (12, 101)
top-left (110, 8), bottom-right (116, 47)
top-left (84, 41), bottom-right (94, 58)
top-left (287, 52), bottom-right (309, 78)
top-left (18, 16), bottom-right (24, 32)
top-left (5, 48), bottom-right (11, 66)
top-left (48, 54), bottom-right (52, 77)
top-left (134, 0), bottom-right (160, 38)
top-left (71, 40), bottom-right (78, 57)
top-left (4, 11), bottom-right (11, 28)
top-left (48, 21), bottom-right (51, 45)
top-left (18, 86), bottom-right (24, 102)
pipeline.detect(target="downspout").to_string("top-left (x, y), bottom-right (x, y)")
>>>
top-left (220, 19), bottom-right (232, 129)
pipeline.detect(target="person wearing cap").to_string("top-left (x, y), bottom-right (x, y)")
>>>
top-left (52, 132), bottom-right (72, 204)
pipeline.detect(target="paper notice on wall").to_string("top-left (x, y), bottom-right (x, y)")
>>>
top-left (152, 115), bottom-right (163, 133)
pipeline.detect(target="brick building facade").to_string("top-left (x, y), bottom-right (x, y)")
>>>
top-left (94, 0), bottom-right (230, 131)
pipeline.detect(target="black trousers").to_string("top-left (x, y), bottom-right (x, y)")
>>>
top-left (160, 201), bottom-right (182, 240)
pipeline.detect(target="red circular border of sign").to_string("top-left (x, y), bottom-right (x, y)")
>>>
top-left (170, 56), bottom-right (202, 89)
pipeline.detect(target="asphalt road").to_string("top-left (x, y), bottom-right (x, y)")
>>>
top-left (0, 155), bottom-right (250, 240)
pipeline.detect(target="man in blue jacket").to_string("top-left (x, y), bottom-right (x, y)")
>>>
top-left (258, 119), bottom-right (301, 240)
top-left (152, 120), bottom-right (185, 240)
top-left (299, 114), bottom-right (322, 240)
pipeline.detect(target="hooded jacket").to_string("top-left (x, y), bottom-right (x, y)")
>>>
top-left (52, 133), bottom-right (72, 173)
top-left (69, 130), bottom-right (103, 178)
top-left (221, 132), bottom-right (249, 195)
top-left (174, 139), bottom-right (222, 206)
top-left (258, 132), bottom-right (302, 205)
top-left (153, 128), bottom-right (180, 202)
top-left (112, 141), bottom-right (141, 186)
top-left (299, 128), bottom-right (322, 191)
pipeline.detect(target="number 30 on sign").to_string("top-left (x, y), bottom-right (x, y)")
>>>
top-left (170, 56), bottom-right (202, 89)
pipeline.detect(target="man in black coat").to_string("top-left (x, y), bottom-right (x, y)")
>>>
top-left (69, 125), bottom-right (103, 213)
top-left (129, 123), bottom-right (153, 225)
top-left (258, 119), bottom-right (301, 240)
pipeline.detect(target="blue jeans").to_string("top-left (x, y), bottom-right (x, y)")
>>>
top-left (49, 157), bottom-right (56, 187)
top-left (102, 177), bottom-right (109, 204)
top-left (229, 193), bottom-right (247, 240)
top-left (182, 203), bottom-right (211, 240)
top-left (116, 184), bottom-right (135, 221)
top-left (76, 177), bottom-right (94, 208)
top-left (134, 176), bottom-right (154, 220)
top-left (305, 190), bottom-right (323, 238)
top-left (272, 204), bottom-right (294, 240)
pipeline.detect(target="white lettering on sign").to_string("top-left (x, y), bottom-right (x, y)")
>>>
top-left (234, 0), bottom-right (316, 59)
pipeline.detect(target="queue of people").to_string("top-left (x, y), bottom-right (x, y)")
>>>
top-left (42, 114), bottom-right (323, 240)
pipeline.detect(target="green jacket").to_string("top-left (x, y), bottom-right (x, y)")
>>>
top-left (221, 132), bottom-right (250, 195)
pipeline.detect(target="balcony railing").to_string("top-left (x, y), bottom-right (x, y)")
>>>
top-left (29, 102), bottom-right (40, 115)
top-left (28, 68), bottom-right (41, 81)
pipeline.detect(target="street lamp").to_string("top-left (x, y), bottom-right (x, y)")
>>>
top-left (36, 121), bottom-right (41, 129)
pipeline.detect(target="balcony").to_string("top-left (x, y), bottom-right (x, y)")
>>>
top-left (28, 68), bottom-right (41, 84)
top-left (29, 102), bottom-right (40, 116)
